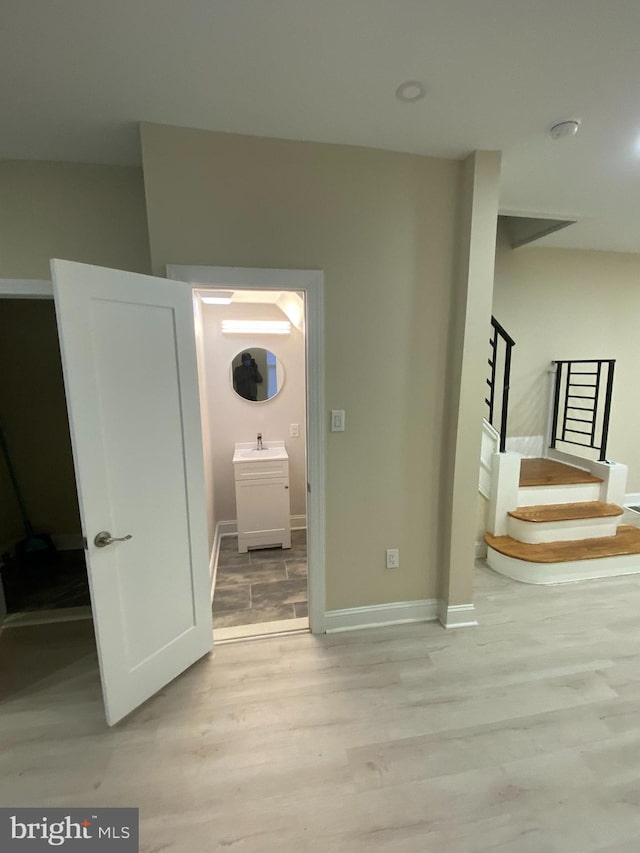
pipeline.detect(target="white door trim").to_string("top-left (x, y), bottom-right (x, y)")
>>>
top-left (0, 279), bottom-right (52, 298)
top-left (0, 279), bottom-right (54, 632)
top-left (166, 265), bottom-right (326, 634)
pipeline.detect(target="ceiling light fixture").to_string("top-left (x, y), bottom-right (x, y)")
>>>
top-left (201, 291), bottom-right (233, 304)
top-left (549, 120), bottom-right (581, 140)
top-left (221, 320), bottom-right (291, 335)
top-left (395, 80), bottom-right (426, 103)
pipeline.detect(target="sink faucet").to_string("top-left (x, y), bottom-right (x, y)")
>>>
top-left (256, 432), bottom-right (263, 451)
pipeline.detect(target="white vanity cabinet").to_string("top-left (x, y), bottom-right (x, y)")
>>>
top-left (233, 443), bottom-right (291, 553)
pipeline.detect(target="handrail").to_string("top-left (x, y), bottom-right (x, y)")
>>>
top-left (490, 315), bottom-right (515, 348)
top-left (550, 359), bottom-right (615, 462)
top-left (485, 316), bottom-right (515, 453)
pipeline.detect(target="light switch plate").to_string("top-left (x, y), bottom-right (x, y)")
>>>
top-left (290, 423), bottom-right (299, 437)
top-left (386, 548), bottom-right (400, 569)
top-left (330, 409), bottom-right (345, 432)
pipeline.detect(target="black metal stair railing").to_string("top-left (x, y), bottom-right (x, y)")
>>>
top-left (550, 359), bottom-right (615, 462)
top-left (486, 316), bottom-right (515, 453)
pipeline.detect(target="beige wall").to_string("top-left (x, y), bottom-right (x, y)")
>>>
top-left (0, 161), bottom-right (151, 278)
top-left (0, 160), bottom-right (152, 546)
top-left (141, 123), bottom-right (461, 609)
top-left (201, 301), bottom-right (307, 524)
top-left (493, 227), bottom-right (640, 493)
top-left (438, 152), bottom-right (501, 610)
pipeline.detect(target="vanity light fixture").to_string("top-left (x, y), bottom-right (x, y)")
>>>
top-left (221, 320), bottom-right (291, 335)
top-left (201, 291), bottom-right (233, 304)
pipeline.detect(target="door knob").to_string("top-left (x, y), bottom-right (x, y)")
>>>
top-left (94, 530), bottom-right (133, 548)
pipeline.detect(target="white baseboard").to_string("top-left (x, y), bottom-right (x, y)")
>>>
top-left (325, 599), bottom-right (439, 633)
top-left (546, 447), bottom-right (597, 472)
top-left (438, 602), bottom-right (479, 629)
top-left (505, 435), bottom-right (544, 457)
top-left (217, 515), bottom-right (307, 537)
top-left (625, 493), bottom-right (640, 507)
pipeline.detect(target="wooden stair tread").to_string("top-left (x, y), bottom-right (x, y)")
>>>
top-left (485, 525), bottom-right (640, 563)
top-left (519, 458), bottom-right (603, 487)
top-left (508, 501), bottom-right (623, 523)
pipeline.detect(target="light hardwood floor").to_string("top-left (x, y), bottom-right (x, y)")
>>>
top-left (3, 563), bottom-right (640, 852)
top-left (519, 458), bottom-right (603, 486)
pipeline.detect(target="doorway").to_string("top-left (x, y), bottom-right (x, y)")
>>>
top-left (191, 285), bottom-right (309, 641)
top-left (0, 296), bottom-right (91, 627)
top-left (0, 265), bottom-right (325, 724)
top-left (169, 264), bottom-right (325, 642)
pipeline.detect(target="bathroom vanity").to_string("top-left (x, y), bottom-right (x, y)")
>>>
top-left (233, 442), bottom-right (291, 553)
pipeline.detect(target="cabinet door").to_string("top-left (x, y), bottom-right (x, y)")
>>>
top-left (236, 478), bottom-right (290, 535)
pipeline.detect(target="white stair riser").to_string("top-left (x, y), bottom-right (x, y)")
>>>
top-left (507, 516), bottom-right (619, 544)
top-left (517, 483), bottom-right (602, 507)
top-left (487, 546), bottom-right (640, 585)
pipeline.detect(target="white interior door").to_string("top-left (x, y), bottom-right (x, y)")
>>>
top-left (51, 259), bottom-right (212, 725)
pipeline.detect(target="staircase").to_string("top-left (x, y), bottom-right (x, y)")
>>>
top-left (485, 458), bottom-right (640, 584)
top-left (481, 319), bottom-right (640, 583)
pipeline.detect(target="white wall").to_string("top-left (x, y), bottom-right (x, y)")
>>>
top-left (201, 300), bottom-right (307, 525)
top-left (493, 227), bottom-right (640, 492)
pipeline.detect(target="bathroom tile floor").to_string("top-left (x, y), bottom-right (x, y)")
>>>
top-left (213, 529), bottom-right (308, 628)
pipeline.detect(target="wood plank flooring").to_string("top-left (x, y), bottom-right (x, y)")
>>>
top-left (4, 566), bottom-right (640, 851)
top-left (486, 524), bottom-right (640, 563)
top-left (508, 501), bottom-right (623, 523)
top-left (519, 458), bottom-right (603, 487)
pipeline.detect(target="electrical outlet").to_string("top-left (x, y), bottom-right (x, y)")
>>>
top-left (386, 548), bottom-right (400, 569)
top-left (290, 423), bottom-right (299, 437)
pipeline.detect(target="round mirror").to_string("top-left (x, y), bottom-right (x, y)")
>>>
top-left (230, 349), bottom-right (284, 402)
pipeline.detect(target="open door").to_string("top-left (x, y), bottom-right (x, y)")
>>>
top-left (51, 260), bottom-right (212, 725)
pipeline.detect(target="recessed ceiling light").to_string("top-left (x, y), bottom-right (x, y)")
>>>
top-left (395, 80), bottom-right (426, 103)
top-left (549, 120), bottom-right (581, 140)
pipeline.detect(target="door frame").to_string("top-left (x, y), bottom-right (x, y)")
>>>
top-left (1, 270), bottom-right (327, 635)
top-left (0, 279), bottom-right (55, 632)
top-left (0, 279), bottom-right (52, 299)
top-left (166, 265), bottom-right (326, 635)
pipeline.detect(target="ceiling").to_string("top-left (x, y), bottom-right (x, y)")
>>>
top-left (3, 0), bottom-right (640, 252)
